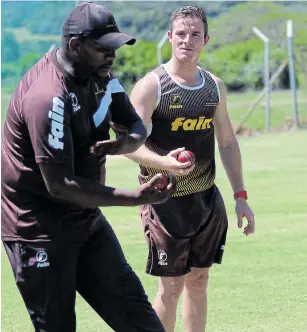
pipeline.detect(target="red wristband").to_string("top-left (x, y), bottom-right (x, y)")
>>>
top-left (234, 190), bottom-right (248, 200)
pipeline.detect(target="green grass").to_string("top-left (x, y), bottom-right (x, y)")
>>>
top-left (2, 89), bottom-right (307, 131)
top-left (2, 130), bottom-right (307, 331)
top-left (227, 89), bottom-right (307, 130)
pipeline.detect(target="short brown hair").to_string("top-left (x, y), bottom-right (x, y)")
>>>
top-left (170, 6), bottom-right (208, 35)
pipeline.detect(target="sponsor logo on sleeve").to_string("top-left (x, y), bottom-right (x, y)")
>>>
top-left (48, 97), bottom-right (65, 150)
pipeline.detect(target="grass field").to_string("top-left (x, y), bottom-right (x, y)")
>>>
top-left (1, 90), bottom-right (307, 331)
top-left (227, 90), bottom-right (307, 131)
top-left (2, 89), bottom-right (307, 131)
top-left (1, 130), bottom-right (307, 331)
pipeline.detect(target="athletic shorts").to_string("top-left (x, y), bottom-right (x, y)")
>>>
top-left (3, 216), bottom-right (165, 332)
top-left (140, 185), bottom-right (228, 277)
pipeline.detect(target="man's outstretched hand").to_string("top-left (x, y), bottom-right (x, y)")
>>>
top-left (90, 121), bottom-right (130, 156)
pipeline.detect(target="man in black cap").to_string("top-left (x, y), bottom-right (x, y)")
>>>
top-left (1, 2), bottom-right (174, 331)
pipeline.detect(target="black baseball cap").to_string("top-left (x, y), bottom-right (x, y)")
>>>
top-left (62, 2), bottom-right (136, 50)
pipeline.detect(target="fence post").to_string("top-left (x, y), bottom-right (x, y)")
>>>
top-left (252, 27), bottom-right (271, 132)
top-left (287, 20), bottom-right (299, 129)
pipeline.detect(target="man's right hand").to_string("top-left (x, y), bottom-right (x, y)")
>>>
top-left (90, 122), bottom-right (130, 156)
top-left (135, 173), bottom-right (176, 205)
top-left (162, 148), bottom-right (195, 177)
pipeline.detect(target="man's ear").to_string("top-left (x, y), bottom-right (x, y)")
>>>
top-left (68, 37), bottom-right (81, 55)
top-left (204, 34), bottom-right (210, 46)
top-left (168, 30), bottom-right (172, 43)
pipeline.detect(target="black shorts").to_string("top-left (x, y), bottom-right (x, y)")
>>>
top-left (3, 217), bottom-right (165, 332)
top-left (140, 185), bottom-right (228, 277)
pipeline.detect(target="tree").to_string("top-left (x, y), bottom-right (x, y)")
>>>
top-left (19, 53), bottom-right (41, 76)
top-left (1, 31), bottom-right (20, 62)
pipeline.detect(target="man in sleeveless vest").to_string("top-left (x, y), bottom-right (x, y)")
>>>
top-left (126, 6), bottom-right (255, 332)
top-left (1, 2), bottom-right (176, 331)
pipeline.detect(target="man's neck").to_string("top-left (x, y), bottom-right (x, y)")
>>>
top-left (56, 48), bottom-right (75, 76)
top-left (57, 48), bottom-right (88, 81)
top-left (165, 57), bottom-right (201, 87)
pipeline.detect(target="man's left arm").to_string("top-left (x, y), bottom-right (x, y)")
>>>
top-left (110, 89), bottom-right (147, 152)
top-left (92, 78), bottom-right (147, 156)
top-left (213, 77), bottom-right (255, 236)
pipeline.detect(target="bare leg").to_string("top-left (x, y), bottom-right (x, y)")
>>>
top-left (182, 267), bottom-right (209, 332)
top-left (153, 276), bottom-right (185, 332)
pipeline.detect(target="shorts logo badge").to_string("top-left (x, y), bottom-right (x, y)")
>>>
top-left (157, 250), bottom-right (168, 266)
top-left (36, 251), bottom-right (50, 268)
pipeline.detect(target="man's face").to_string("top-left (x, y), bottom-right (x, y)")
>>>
top-left (73, 37), bottom-right (116, 78)
top-left (168, 16), bottom-right (209, 63)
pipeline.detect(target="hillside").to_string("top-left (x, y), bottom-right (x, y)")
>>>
top-left (199, 2), bottom-right (307, 89)
top-left (208, 2), bottom-right (307, 49)
top-left (2, 1), bottom-right (307, 92)
top-left (1, 1), bottom-right (239, 41)
top-left (2, 1), bottom-right (307, 43)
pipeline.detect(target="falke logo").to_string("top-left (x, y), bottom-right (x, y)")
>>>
top-left (36, 250), bottom-right (50, 268)
top-left (169, 94), bottom-right (183, 109)
top-left (158, 250), bottom-right (168, 266)
top-left (171, 116), bottom-right (213, 131)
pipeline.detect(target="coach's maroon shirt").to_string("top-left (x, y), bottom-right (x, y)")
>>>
top-left (1, 49), bottom-right (139, 242)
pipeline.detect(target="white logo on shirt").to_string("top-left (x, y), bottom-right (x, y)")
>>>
top-left (69, 93), bottom-right (81, 112)
top-left (48, 97), bottom-right (64, 150)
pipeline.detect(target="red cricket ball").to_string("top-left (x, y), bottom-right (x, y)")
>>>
top-left (154, 174), bottom-right (169, 190)
top-left (177, 150), bottom-right (195, 165)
